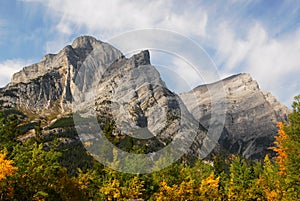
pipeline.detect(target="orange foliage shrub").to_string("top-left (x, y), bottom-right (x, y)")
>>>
top-left (271, 122), bottom-right (288, 175)
top-left (0, 152), bottom-right (17, 181)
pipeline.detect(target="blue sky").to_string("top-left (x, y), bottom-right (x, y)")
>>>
top-left (0, 0), bottom-right (299, 107)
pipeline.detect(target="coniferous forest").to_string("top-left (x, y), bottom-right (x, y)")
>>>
top-left (0, 95), bottom-right (300, 201)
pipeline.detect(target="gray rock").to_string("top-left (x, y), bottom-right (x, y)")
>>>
top-left (73, 49), bottom-right (207, 158)
top-left (0, 35), bottom-right (290, 161)
top-left (0, 36), bottom-right (208, 161)
top-left (180, 73), bottom-right (290, 159)
top-left (1, 36), bottom-right (123, 114)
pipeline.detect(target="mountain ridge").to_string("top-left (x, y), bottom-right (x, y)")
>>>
top-left (180, 72), bottom-right (290, 159)
top-left (0, 35), bottom-right (291, 160)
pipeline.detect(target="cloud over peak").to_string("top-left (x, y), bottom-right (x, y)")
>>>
top-left (3, 0), bottom-right (300, 106)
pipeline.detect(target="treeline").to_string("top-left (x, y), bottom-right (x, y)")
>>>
top-left (0, 95), bottom-right (299, 200)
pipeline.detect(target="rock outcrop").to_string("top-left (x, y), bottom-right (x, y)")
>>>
top-left (0, 36), bottom-right (123, 114)
top-left (0, 36), bottom-right (291, 160)
top-left (179, 73), bottom-right (290, 159)
top-left (71, 48), bottom-right (207, 159)
top-left (0, 36), bottom-right (208, 162)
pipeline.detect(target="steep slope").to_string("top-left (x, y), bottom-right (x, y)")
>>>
top-left (179, 73), bottom-right (290, 159)
top-left (0, 36), bottom-right (208, 166)
top-left (72, 49), bottom-right (209, 172)
top-left (0, 35), bottom-right (290, 161)
top-left (0, 36), bottom-right (123, 114)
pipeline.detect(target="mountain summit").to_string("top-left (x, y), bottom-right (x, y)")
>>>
top-left (0, 36), bottom-right (290, 160)
top-left (0, 36), bottom-right (207, 166)
top-left (2, 36), bottom-right (123, 113)
top-left (180, 73), bottom-right (290, 159)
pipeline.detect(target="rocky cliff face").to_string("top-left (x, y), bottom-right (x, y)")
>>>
top-left (75, 49), bottom-right (208, 160)
top-left (0, 36), bottom-right (290, 160)
top-left (179, 73), bottom-right (290, 159)
top-left (0, 36), bottom-right (207, 161)
top-left (1, 36), bottom-right (123, 114)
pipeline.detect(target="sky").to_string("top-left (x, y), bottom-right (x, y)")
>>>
top-left (0, 0), bottom-right (299, 107)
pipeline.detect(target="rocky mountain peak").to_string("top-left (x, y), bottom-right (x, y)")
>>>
top-left (71, 35), bottom-right (101, 49)
top-left (223, 73), bottom-right (252, 81)
top-left (0, 36), bottom-right (291, 160)
top-left (129, 50), bottom-right (151, 67)
top-left (10, 36), bottom-right (123, 84)
top-left (221, 73), bottom-right (260, 94)
top-left (180, 73), bottom-right (290, 159)
top-left (1, 36), bottom-right (123, 113)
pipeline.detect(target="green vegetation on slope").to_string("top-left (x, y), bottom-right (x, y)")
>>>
top-left (0, 95), bottom-right (299, 200)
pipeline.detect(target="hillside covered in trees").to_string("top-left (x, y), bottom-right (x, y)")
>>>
top-left (0, 95), bottom-right (300, 200)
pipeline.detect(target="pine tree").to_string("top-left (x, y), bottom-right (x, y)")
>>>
top-left (227, 155), bottom-right (257, 200)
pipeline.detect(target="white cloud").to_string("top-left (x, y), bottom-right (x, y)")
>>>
top-left (24, 0), bottom-right (208, 46)
top-left (44, 36), bottom-right (73, 54)
top-left (50, 0), bottom-right (206, 36)
top-left (246, 28), bottom-right (300, 106)
top-left (0, 59), bottom-right (33, 87)
top-left (169, 57), bottom-right (203, 92)
top-left (214, 22), bottom-right (300, 106)
top-left (20, 0), bottom-right (300, 106)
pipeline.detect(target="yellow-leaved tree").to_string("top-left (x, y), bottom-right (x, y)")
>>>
top-left (271, 122), bottom-right (288, 176)
top-left (198, 173), bottom-right (220, 201)
top-left (0, 151), bottom-right (17, 181)
top-left (266, 95), bottom-right (300, 200)
top-left (155, 173), bottom-right (220, 201)
top-left (0, 151), bottom-right (18, 199)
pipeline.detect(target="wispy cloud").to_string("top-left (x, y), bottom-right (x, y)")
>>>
top-left (214, 22), bottom-right (300, 106)
top-left (0, 59), bottom-right (33, 87)
top-left (17, 0), bottom-right (300, 106)
top-left (24, 0), bottom-right (208, 51)
top-left (44, 0), bottom-right (207, 36)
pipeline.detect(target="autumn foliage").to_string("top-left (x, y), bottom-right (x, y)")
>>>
top-left (0, 152), bottom-right (17, 181)
top-left (271, 122), bottom-right (288, 175)
top-left (0, 95), bottom-right (299, 200)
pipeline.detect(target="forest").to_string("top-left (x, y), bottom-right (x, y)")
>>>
top-left (0, 95), bottom-right (299, 201)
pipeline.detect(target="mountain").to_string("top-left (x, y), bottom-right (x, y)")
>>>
top-left (0, 36), bottom-right (123, 114)
top-left (179, 73), bottom-right (290, 159)
top-left (0, 36), bottom-right (290, 161)
top-left (0, 36), bottom-right (208, 170)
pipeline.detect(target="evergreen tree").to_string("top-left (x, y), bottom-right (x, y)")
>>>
top-left (270, 95), bottom-right (300, 200)
top-left (227, 155), bottom-right (256, 200)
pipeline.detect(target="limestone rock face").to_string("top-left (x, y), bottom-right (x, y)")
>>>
top-left (72, 49), bottom-right (207, 157)
top-left (0, 36), bottom-right (207, 160)
top-left (179, 73), bottom-right (290, 159)
top-left (0, 35), bottom-right (290, 160)
top-left (1, 36), bottom-right (123, 114)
